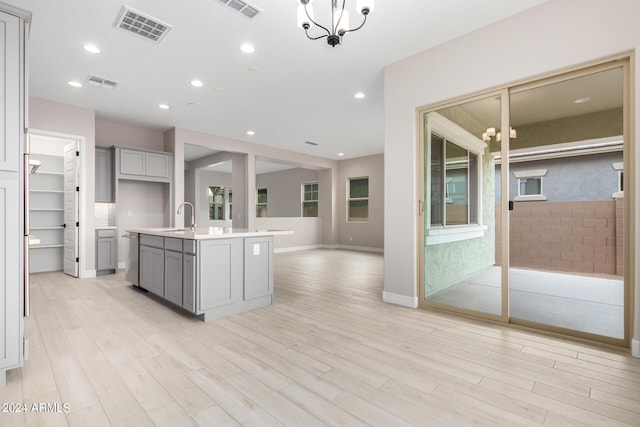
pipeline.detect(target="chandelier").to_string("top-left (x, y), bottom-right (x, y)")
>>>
top-left (297, 0), bottom-right (375, 47)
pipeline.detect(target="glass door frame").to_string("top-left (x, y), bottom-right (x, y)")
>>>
top-left (416, 55), bottom-right (634, 347)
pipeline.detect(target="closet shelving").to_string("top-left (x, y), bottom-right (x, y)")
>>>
top-left (29, 151), bottom-right (65, 272)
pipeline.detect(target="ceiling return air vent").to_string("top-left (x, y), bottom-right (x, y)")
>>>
top-left (114, 6), bottom-right (172, 43)
top-left (217, 0), bottom-right (261, 19)
top-left (87, 75), bottom-right (119, 90)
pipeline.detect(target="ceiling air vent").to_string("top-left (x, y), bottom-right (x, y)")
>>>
top-left (114, 6), bottom-right (172, 43)
top-left (87, 75), bottom-right (119, 90)
top-left (305, 141), bottom-right (319, 146)
top-left (217, 0), bottom-right (261, 19)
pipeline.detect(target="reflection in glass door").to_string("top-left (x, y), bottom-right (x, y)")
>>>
top-left (508, 66), bottom-right (626, 340)
top-left (421, 94), bottom-right (505, 319)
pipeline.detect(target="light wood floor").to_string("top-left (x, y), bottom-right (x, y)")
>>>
top-left (2, 249), bottom-right (640, 426)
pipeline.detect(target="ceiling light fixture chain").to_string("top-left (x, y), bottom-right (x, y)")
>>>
top-left (297, 0), bottom-right (375, 47)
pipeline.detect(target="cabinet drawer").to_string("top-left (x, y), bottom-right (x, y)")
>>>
top-left (96, 229), bottom-right (116, 238)
top-left (140, 234), bottom-right (164, 249)
top-left (164, 237), bottom-right (183, 252)
top-left (183, 239), bottom-right (197, 254)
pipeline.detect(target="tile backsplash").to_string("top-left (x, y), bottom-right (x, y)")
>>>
top-left (95, 203), bottom-right (116, 227)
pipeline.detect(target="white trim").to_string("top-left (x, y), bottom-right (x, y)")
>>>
top-left (81, 270), bottom-right (97, 279)
top-left (382, 291), bottom-right (418, 308)
top-left (426, 224), bottom-right (487, 246)
top-left (274, 244), bottom-right (323, 253)
top-left (428, 112), bottom-right (487, 155)
top-left (118, 261), bottom-right (126, 269)
top-left (337, 244), bottom-right (384, 253)
top-left (612, 162), bottom-right (624, 171)
top-left (612, 191), bottom-right (624, 199)
top-left (513, 169), bottom-right (547, 179)
top-left (632, 339), bottom-right (640, 358)
top-left (493, 136), bottom-right (623, 164)
top-left (514, 195), bottom-right (548, 201)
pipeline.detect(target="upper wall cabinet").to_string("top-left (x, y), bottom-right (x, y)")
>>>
top-left (95, 147), bottom-right (114, 202)
top-left (117, 147), bottom-right (172, 183)
top-left (0, 10), bottom-right (20, 172)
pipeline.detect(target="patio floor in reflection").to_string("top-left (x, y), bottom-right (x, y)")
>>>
top-left (427, 267), bottom-right (624, 339)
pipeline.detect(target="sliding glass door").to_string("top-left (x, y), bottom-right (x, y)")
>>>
top-left (419, 59), bottom-right (630, 346)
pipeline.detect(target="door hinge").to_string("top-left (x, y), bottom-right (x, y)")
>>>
top-left (76, 151), bottom-right (79, 156)
top-left (418, 200), bottom-right (425, 216)
top-left (76, 257), bottom-right (79, 262)
top-left (76, 222), bottom-right (79, 227)
top-left (76, 186), bottom-right (79, 192)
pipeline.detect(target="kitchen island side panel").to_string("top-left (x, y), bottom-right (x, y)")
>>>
top-left (198, 238), bottom-right (242, 312)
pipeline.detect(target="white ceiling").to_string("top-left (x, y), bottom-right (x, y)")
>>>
top-left (12, 0), bottom-right (549, 160)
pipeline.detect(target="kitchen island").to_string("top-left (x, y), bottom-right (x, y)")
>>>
top-left (125, 227), bottom-right (293, 321)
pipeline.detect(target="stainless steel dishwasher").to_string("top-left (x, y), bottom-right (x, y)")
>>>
top-left (123, 233), bottom-right (139, 285)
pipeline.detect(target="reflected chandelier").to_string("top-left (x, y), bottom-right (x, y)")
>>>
top-left (297, 0), bottom-right (375, 47)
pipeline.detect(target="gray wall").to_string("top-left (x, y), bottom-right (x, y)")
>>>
top-left (496, 152), bottom-right (623, 202)
top-left (337, 154), bottom-right (384, 250)
top-left (256, 168), bottom-right (319, 217)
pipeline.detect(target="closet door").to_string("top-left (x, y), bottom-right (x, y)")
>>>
top-left (63, 142), bottom-right (79, 277)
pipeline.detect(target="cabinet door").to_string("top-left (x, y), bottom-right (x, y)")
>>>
top-left (199, 239), bottom-right (242, 311)
top-left (145, 152), bottom-right (169, 178)
top-left (96, 237), bottom-right (116, 271)
top-left (164, 249), bottom-right (183, 306)
top-left (140, 245), bottom-right (164, 297)
top-left (95, 148), bottom-right (114, 202)
top-left (183, 253), bottom-right (196, 313)
top-left (120, 149), bottom-right (145, 176)
top-left (244, 237), bottom-right (273, 301)
top-left (0, 12), bottom-right (19, 172)
top-left (0, 175), bottom-right (20, 372)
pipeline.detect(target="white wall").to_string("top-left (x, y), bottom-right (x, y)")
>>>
top-left (384, 0), bottom-right (640, 352)
top-left (337, 154), bottom-right (384, 251)
top-left (96, 119), bottom-right (164, 151)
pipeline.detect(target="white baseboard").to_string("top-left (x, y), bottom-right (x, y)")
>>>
top-left (632, 339), bottom-right (640, 358)
top-left (274, 244), bottom-right (323, 254)
top-left (336, 244), bottom-right (384, 253)
top-left (118, 261), bottom-right (126, 269)
top-left (80, 270), bottom-right (97, 279)
top-left (382, 291), bottom-right (418, 308)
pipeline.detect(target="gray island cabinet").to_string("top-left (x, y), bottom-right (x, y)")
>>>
top-left (128, 228), bottom-right (292, 321)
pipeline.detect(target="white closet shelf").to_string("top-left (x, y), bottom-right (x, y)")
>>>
top-left (29, 189), bottom-right (64, 193)
top-left (31, 151), bottom-right (64, 157)
top-left (33, 171), bottom-right (63, 176)
top-left (29, 208), bottom-right (64, 211)
top-left (30, 244), bottom-right (64, 249)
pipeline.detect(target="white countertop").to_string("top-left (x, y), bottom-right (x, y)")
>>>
top-left (126, 227), bottom-right (294, 240)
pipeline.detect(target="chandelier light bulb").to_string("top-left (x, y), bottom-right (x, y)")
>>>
top-left (486, 127), bottom-right (496, 137)
top-left (297, 3), bottom-right (314, 29)
top-left (356, 0), bottom-right (375, 15)
top-left (334, 8), bottom-right (350, 36)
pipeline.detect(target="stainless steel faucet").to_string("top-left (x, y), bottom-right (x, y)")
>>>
top-left (177, 202), bottom-right (196, 230)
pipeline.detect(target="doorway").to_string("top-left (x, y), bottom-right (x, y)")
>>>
top-left (418, 58), bottom-right (631, 346)
top-left (27, 132), bottom-right (81, 277)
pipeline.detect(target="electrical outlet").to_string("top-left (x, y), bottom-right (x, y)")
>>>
top-left (349, 236), bottom-right (353, 242)
top-left (127, 210), bottom-right (133, 217)
top-left (253, 243), bottom-right (260, 255)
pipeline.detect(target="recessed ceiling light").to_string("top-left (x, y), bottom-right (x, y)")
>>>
top-left (248, 65), bottom-right (260, 73)
top-left (158, 103), bottom-right (170, 110)
top-left (67, 81), bottom-right (82, 88)
top-left (82, 44), bottom-right (101, 54)
top-left (574, 97), bottom-right (590, 104)
top-left (354, 92), bottom-right (365, 99)
top-left (247, 130), bottom-right (255, 136)
top-left (338, 152), bottom-right (345, 156)
top-left (240, 43), bottom-right (255, 54)
top-left (190, 79), bottom-right (203, 87)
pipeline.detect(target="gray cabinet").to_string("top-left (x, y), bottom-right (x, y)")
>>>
top-left (95, 147), bottom-right (114, 202)
top-left (199, 238), bottom-right (242, 312)
top-left (183, 252), bottom-right (197, 312)
top-left (244, 237), bottom-right (273, 301)
top-left (0, 7), bottom-right (26, 386)
top-left (96, 229), bottom-right (116, 274)
top-left (140, 237), bottom-right (164, 297)
top-left (119, 148), bottom-right (170, 180)
top-left (164, 238), bottom-right (183, 306)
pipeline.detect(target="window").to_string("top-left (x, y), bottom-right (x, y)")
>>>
top-left (348, 177), bottom-right (369, 222)
top-left (256, 188), bottom-right (268, 217)
top-left (613, 161), bottom-right (623, 197)
top-left (430, 134), bottom-right (478, 226)
top-left (302, 182), bottom-right (318, 217)
top-left (208, 186), bottom-right (225, 220)
top-left (514, 169), bottom-right (547, 201)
